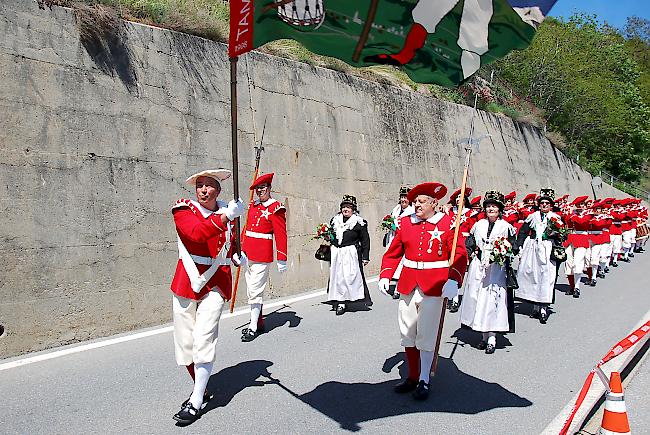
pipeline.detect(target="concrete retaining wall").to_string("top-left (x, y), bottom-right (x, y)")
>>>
top-left (0, 0), bottom-right (626, 357)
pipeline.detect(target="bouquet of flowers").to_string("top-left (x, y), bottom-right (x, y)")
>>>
top-left (379, 215), bottom-right (398, 232)
top-left (489, 236), bottom-right (515, 267)
top-left (311, 223), bottom-right (334, 243)
top-left (543, 216), bottom-right (569, 242)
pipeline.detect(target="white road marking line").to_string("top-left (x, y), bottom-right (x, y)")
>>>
top-left (0, 277), bottom-right (379, 371)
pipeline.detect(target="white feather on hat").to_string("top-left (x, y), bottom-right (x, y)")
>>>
top-left (185, 169), bottom-right (232, 185)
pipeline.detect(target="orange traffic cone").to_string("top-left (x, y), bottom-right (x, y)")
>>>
top-left (599, 372), bottom-right (631, 434)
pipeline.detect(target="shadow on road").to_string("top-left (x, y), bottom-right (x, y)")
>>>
top-left (451, 327), bottom-right (513, 350)
top-left (202, 360), bottom-right (275, 413)
top-left (235, 305), bottom-right (303, 335)
top-left (263, 353), bottom-right (532, 432)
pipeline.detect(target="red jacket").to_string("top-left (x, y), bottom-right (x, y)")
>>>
top-left (380, 212), bottom-right (468, 297)
top-left (241, 198), bottom-right (288, 263)
top-left (170, 199), bottom-right (234, 301)
top-left (610, 209), bottom-right (625, 235)
top-left (566, 212), bottom-right (592, 248)
top-left (503, 208), bottom-right (519, 227)
top-left (590, 214), bottom-right (611, 244)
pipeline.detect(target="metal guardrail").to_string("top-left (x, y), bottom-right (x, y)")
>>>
top-left (599, 170), bottom-right (650, 201)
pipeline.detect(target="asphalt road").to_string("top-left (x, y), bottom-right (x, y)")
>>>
top-left (1, 252), bottom-right (649, 434)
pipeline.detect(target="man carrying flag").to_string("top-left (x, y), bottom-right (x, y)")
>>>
top-left (378, 182), bottom-right (468, 400)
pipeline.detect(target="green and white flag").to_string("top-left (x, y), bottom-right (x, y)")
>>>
top-left (230, 0), bottom-right (557, 86)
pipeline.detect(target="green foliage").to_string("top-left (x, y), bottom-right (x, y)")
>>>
top-left (494, 14), bottom-right (650, 184)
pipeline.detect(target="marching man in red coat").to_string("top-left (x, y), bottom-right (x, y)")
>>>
top-left (240, 173), bottom-right (288, 342)
top-left (379, 182), bottom-right (468, 401)
top-left (170, 169), bottom-right (245, 425)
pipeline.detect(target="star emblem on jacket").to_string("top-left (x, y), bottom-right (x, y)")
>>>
top-left (428, 226), bottom-right (445, 243)
top-left (260, 209), bottom-right (271, 220)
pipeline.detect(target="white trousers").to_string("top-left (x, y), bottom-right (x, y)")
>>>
top-left (588, 243), bottom-right (603, 267)
top-left (398, 287), bottom-right (444, 352)
top-left (173, 291), bottom-right (225, 366)
top-left (622, 230), bottom-right (635, 249)
top-left (565, 245), bottom-right (589, 275)
top-left (246, 261), bottom-right (271, 304)
top-left (600, 242), bottom-right (613, 262)
top-left (611, 234), bottom-right (623, 255)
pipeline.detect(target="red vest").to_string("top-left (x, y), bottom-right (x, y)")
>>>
top-left (380, 213), bottom-right (468, 296)
top-left (170, 199), bottom-right (234, 301)
top-left (503, 208), bottom-right (519, 227)
top-left (241, 198), bottom-right (288, 263)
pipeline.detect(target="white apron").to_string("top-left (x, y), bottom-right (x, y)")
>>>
top-left (515, 211), bottom-right (558, 304)
top-left (328, 245), bottom-right (364, 302)
top-left (460, 219), bottom-right (512, 332)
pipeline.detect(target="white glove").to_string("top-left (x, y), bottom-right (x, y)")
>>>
top-left (441, 279), bottom-right (459, 299)
top-left (224, 198), bottom-right (245, 221)
top-left (378, 278), bottom-right (391, 298)
top-left (277, 261), bottom-right (287, 273)
top-left (232, 252), bottom-right (248, 268)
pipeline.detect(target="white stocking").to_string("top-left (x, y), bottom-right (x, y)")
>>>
top-left (574, 273), bottom-right (582, 289)
top-left (419, 350), bottom-right (434, 384)
top-left (248, 303), bottom-right (262, 332)
top-left (189, 362), bottom-right (213, 409)
top-left (487, 332), bottom-right (496, 346)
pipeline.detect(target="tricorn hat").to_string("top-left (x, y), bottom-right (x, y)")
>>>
top-left (399, 185), bottom-right (411, 196)
top-left (250, 173), bottom-right (274, 190)
top-left (340, 194), bottom-right (358, 210)
top-left (483, 191), bottom-right (505, 210)
top-left (504, 191), bottom-right (516, 201)
top-left (407, 182), bottom-right (447, 203)
top-left (470, 195), bottom-right (482, 207)
top-left (185, 169), bottom-right (232, 185)
top-left (538, 188), bottom-right (555, 204)
top-left (523, 193), bottom-right (537, 203)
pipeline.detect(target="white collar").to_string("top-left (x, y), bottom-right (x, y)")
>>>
top-left (191, 199), bottom-right (226, 218)
top-left (254, 197), bottom-right (277, 207)
top-left (410, 211), bottom-right (444, 225)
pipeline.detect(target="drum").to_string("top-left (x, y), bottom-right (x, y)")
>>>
top-left (277, 0), bottom-right (325, 29)
top-left (636, 223), bottom-right (649, 240)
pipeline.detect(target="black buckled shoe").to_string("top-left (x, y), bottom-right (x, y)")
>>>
top-left (597, 271), bottom-right (606, 279)
top-left (449, 301), bottom-right (459, 313)
top-left (412, 381), bottom-right (430, 401)
top-left (628, 252), bottom-right (635, 258)
top-left (622, 257), bottom-right (630, 263)
top-left (173, 402), bottom-right (201, 425)
top-left (393, 378), bottom-right (418, 394)
top-left (392, 291), bottom-right (400, 300)
top-left (612, 262), bottom-right (619, 267)
top-left (589, 279), bottom-right (597, 287)
top-left (485, 344), bottom-right (495, 354)
top-left (604, 266), bottom-right (610, 273)
top-left (573, 289), bottom-right (580, 298)
top-left (477, 340), bottom-right (487, 350)
top-left (539, 309), bottom-right (548, 324)
top-left (241, 328), bottom-right (261, 342)
top-left (335, 304), bottom-right (346, 316)
top-left (181, 391), bottom-right (213, 409)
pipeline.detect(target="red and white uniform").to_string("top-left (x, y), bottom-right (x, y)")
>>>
top-left (564, 211), bottom-right (591, 275)
top-left (171, 198), bottom-right (234, 365)
top-left (381, 211), bottom-right (467, 351)
top-left (517, 205), bottom-right (535, 231)
top-left (171, 199), bottom-right (234, 301)
top-left (588, 212), bottom-right (609, 268)
top-left (242, 198), bottom-right (287, 263)
top-left (241, 197), bottom-right (287, 305)
top-left (502, 207), bottom-right (519, 228)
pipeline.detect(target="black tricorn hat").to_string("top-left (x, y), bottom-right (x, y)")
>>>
top-left (340, 194), bottom-right (358, 210)
top-left (539, 188), bottom-right (555, 204)
top-left (483, 190), bottom-right (505, 210)
top-left (399, 186), bottom-right (411, 196)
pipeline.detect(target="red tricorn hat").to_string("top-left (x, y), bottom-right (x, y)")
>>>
top-left (249, 173), bottom-right (274, 190)
top-left (600, 201), bottom-right (612, 209)
top-left (591, 200), bottom-right (602, 208)
top-left (570, 195), bottom-right (589, 206)
top-left (448, 187), bottom-right (472, 204)
top-left (407, 182), bottom-right (448, 203)
top-left (523, 193), bottom-right (536, 202)
top-left (504, 191), bottom-right (516, 201)
top-left (470, 195), bottom-right (482, 206)
top-left (557, 194), bottom-right (569, 202)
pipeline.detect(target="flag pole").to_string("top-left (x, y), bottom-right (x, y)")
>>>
top-left (352, 0), bottom-right (379, 62)
top-left (229, 56), bottom-right (242, 270)
top-left (431, 92), bottom-right (479, 376)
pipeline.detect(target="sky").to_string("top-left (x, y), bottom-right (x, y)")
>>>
top-left (549, 0), bottom-right (649, 30)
